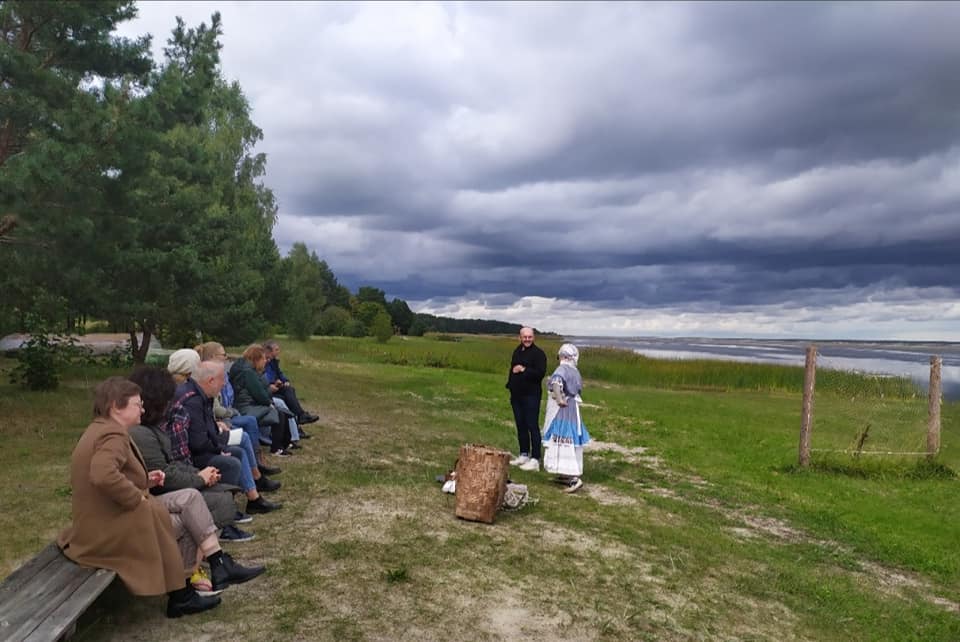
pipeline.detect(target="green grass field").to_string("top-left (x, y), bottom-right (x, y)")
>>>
top-left (0, 336), bottom-right (956, 641)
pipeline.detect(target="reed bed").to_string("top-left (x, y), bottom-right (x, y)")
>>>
top-left (305, 335), bottom-right (922, 399)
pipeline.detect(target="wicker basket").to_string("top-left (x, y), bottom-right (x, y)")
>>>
top-left (454, 444), bottom-right (511, 524)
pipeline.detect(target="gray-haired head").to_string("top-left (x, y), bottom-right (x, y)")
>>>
top-left (194, 360), bottom-right (225, 398)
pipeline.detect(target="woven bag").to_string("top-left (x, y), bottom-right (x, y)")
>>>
top-left (454, 444), bottom-right (510, 523)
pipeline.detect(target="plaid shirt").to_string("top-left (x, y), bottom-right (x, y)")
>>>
top-left (165, 391), bottom-right (197, 465)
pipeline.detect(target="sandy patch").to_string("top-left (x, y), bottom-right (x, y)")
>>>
top-left (581, 483), bottom-right (640, 506)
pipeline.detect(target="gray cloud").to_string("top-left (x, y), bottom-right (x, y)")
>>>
top-left (118, 1), bottom-right (960, 338)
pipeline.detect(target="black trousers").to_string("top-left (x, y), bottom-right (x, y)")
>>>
top-left (275, 385), bottom-right (306, 418)
top-left (510, 394), bottom-right (542, 460)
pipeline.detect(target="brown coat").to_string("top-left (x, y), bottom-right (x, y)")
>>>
top-left (57, 417), bottom-right (186, 596)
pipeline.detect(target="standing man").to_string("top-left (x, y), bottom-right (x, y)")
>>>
top-left (506, 327), bottom-right (547, 471)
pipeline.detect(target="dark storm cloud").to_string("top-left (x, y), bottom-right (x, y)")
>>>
top-left (119, 1), bottom-right (960, 337)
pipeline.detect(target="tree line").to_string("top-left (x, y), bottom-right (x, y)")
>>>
top-left (0, 1), bottom-right (524, 360)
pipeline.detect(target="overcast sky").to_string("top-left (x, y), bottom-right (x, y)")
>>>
top-left (116, 1), bottom-right (960, 340)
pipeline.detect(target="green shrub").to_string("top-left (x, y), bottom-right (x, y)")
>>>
top-left (344, 319), bottom-right (367, 338)
top-left (10, 334), bottom-right (69, 390)
top-left (319, 305), bottom-right (352, 336)
top-left (370, 312), bottom-right (393, 343)
top-left (408, 319), bottom-right (426, 336)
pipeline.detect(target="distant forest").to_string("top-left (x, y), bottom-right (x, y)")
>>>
top-left (412, 314), bottom-right (528, 336)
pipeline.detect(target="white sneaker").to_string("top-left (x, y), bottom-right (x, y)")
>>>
top-left (518, 458), bottom-right (540, 472)
top-left (509, 455), bottom-right (530, 466)
top-left (563, 478), bottom-right (583, 493)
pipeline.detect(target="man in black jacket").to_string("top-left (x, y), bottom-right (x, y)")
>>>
top-left (506, 327), bottom-right (547, 471)
top-left (175, 360), bottom-right (282, 514)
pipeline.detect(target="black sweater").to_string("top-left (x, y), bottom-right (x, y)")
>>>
top-left (505, 343), bottom-right (547, 397)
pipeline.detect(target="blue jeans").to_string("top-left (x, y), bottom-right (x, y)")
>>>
top-left (207, 453), bottom-right (243, 489)
top-left (210, 432), bottom-right (257, 492)
top-left (230, 414), bottom-right (265, 447)
top-left (511, 394), bottom-right (542, 460)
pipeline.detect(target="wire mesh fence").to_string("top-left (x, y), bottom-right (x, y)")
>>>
top-left (801, 346), bottom-right (942, 464)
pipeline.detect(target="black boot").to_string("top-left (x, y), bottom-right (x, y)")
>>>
top-left (256, 476), bottom-right (281, 492)
top-left (166, 586), bottom-right (221, 618)
top-left (210, 552), bottom-right (266, 591)
top-left (258, 463), bottom-right (281, 476)
top-left (246, 495), bottom-right (283, 514)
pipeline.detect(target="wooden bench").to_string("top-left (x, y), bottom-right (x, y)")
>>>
top-left (0, 544), bottom-right (115, 642)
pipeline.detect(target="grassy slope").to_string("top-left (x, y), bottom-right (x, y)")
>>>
top-left (0, 337), bottom-right (956, 641)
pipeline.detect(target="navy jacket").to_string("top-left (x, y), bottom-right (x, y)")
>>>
top-left (176, 378), bottom-right (227, 468)
top-left (264, 358), bottom-right (288, 385)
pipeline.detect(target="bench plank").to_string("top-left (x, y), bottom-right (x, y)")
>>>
top-left (0, 545), bottom-right (62, 602)
top-left (0, 544), bottom-right (116, 642)
top-left (22, 570), bottom-right (115, 642)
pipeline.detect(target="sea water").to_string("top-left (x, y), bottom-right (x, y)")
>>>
top-left (570, 337), bottom-right (960, 400)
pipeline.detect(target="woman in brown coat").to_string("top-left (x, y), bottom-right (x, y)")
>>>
top-left (57, 377), bottom-right (221, 617)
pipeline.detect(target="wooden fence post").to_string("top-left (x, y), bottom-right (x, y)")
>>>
top-left (799, 345), bottom-right (817, 468)
top-left (927, 355), bottom-right (942, 459)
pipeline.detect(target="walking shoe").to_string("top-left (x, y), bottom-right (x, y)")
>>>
top-left (509, 454), bottom-right (530, 466)
top-left (298, 413), bottom-right (320, 425)
top-left (210, 552), bottom-right (266, 592)
top-left (563, 478), bottom-right (584, 494)
top-left (246, 496), bottom-right (283, 514)
top-left (220, 524), bottom-right (255, 542)
top-left (258, 463), bottom-right (282, 476)
top-left (234, 511), bottom-right (253, 524)
top-left (298, 427), bottom-right (312, 439)
top-left (255, 476), bottom-right (281, 492)
top-left (189, 568), bottom-right (223, 597)
top-left (518, 458), bottom-right (540, 472)
top-left (288, 441), bottom-right (302, 450)
top-left (270, 448), bottom-right (294, 457)
top-left (166, 587), bottom-right (221, 618)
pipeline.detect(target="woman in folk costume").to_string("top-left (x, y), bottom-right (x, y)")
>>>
top-left (541, 343), bottom-right (590, 493)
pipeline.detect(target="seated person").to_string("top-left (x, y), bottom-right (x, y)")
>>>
top-left (230, 345), bottom-right (294, 457)
top-left (196, 341), bottom-right (280, 476)
top-left (149, 485), bottom-right (266, 595)
top-left (57, 377), bottom-right (245, 617)
top-left (166, 360), bottom-right (282, 514)
top-left (168, 348), bottom-right (202, 386)
top-left (262, 340), bottom-right (319, 427)
top-left (129, 365), bottom-right (254, 542)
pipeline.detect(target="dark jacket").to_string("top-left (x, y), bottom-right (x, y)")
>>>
top-left (506, 343), bottom-right (547, 398)
top-left (229, 357), bottom-right (273, 409)
top-left (176, 378), bottom-right (227, 469)
top-left (264, 358), bottom-right (288, 385)
top-left (129, 422), bottom-right (239, 528)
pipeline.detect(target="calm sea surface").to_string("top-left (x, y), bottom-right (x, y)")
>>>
top-left (569, 336), bottom-right (960, 400)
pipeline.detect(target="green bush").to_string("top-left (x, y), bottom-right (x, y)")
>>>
top-left (10, 334), bottom-right (69, 390)
top-left (319, 305), bottom-right (352, 336)
top-left (408, 319), bottom-right (426, 337)
top-left (344, 319), bottom-right (367, 338)
top-left (370, 312), bottom-right (393, 343)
